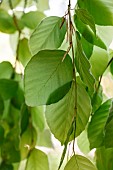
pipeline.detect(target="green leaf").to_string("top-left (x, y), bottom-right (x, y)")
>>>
top-left (96, 147), bottom-right (113, 170)
top-left (81, 36), bottom-right (93, 59)
top-left (46, 80), bottom-right (91, 144)
top-left (20, 126), bottom-right (37, 159)
top-left (26, 149), bottom-right (49, 170)
top-left (75, 32), bottom-right (95, 93)
top-left (0, 95), bottom-right (4, 116)
top-left (105, 118), bottom-right (113, 148)
top-left (76, 81), bottom-right (91, 136)
top-left (0, 125), bottom-right (4, 146)
top-left (18, 38), bottom-right (32, 67)
top-left (74, 15), bottom-right (107, 50)
top-left (37, 129), bottom-right (53, 148)
top-left (75, 8), bottom-right (96, 34)
top-left (78, 0), bottom-right (113, 26)
top-left (31, 106), bottom-right (45, 131)
top-left (45, 83), bottom-right (75, 144)
top-left (88, 99), bottom-right (112, 149)
top-left (1, 0), bottom-right (21, 9)
top-left (29, 16), bottom-right (66, 55)
top-left (90, 46), bottom-right (108, 79)
top-left (110, 60), bottom-right (113, 76)
top-left (64, 155), bottom-right (97, 170)
top-left (0, 162), bottom-right (13, 170)
top-left (20, 104), bottom-right (29, 135)
top-left (37, 0), bottom-right (49, 11)
top-left (24, 50), bottom-right (73, 106)
top-left (77, 130), bottom-right (90, 154)
top-left (21, 11), bottom-right (45, 29)
top-left (0, 62), bottom-right (13, 79)
top-left (0, 9), bottom-right (16, 34)
top-left (0, 79), bottom-right (18, 100)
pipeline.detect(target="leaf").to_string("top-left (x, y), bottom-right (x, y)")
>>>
top-left (20, 126), bottom-right (37, 159)
top-left (110, 60), bottom-right (113, 76)
top-left (0, 79), bottom-right (18, 100)
top-left (45, 83), bottom-right (75, 144)
top-left (0, 95), bottom-right (4, 116)
top-left (64, 155), bottom-right (97, 170)
top-left (0, 125), bottom-right (4, 146)
top-left (26, 149), bottom-right (49, 170)
top-left (75, 32), bottom-right (95, 93)
top-left (31, 106), bottom-right (45, 131)
top-left (90, 46), bottom-right (108, 79)
top-left (76, 81), bottom-right (92, 136)
top-left (78, 0), bottom-right (113, 26)
top-left (1, 0), bottom-right (21, 9)
top-left (0, 162), bottom-right (13, 170)
top-left (20, 104), bottom-right (29, 135)
top-left (0, 62), bottom-right (13, 79)
top-left (0, 9), bottom-right (16, 34)
top-left (24, 50), bottom-right (73, 106)
top-left (46, 80), bottom-right (91, 144)
top-left (81, 36), bottom-right (93, 59)
top-left (75, 8), bottom-right (96, 34)
top-left (105, 118), bottom-right (113, 148)
top-left (74, 15), bottom-right (107, 50)
top-left (37, 129), bottom-right (53, 148)
top-left (77, 130), bottom-right (90, 154)
top-left (21, 11), bottom-right (45, 29)
top-left (95, 147), bottom-right (113, 170)
top-left (29, 16), bottom-right (66, 55)
top-left (18, 38), bottom-right (32, 67)
top-left (88, 99), bottom-right (112, 149)
top-left (37, 0), bottom-right (49, 11)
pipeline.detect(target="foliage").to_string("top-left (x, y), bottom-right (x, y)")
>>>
top-left (0, 0), bottom-right (113, 169)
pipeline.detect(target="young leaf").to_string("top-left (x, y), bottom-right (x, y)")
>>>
top-left (78, 0), bottom-right (113, 26)
top-left (88, 99), bottom-right (112, 149)
top-left (75, 32), bottom-right (95, 93)
top-left (24, 50), bottom-right (73, 106)
top-left (64, 155), bottom-right (97, 170)
top-left (75, 8), bottom-right (96, 34)
top-left (29, 16), bottom-right (66, 55)
top-left (26, 149), bottom-right (49, 170)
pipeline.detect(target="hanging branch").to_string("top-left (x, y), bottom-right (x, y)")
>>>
top-left (58, 0), bottom-right (77, 169)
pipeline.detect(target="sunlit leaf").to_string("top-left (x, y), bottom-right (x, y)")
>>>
top-left (88, 99), bottom-right (112, 149)
top-left (26, 149), bottom-right (49, 170)
top-left (37, 0), bottom-right (49, 11)
top-left (24, 50), bottom-right (73, 106)
top-left (64, 155), bottom-right (97, 170)
top-left (29, 16), bottom-right (66, 55)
